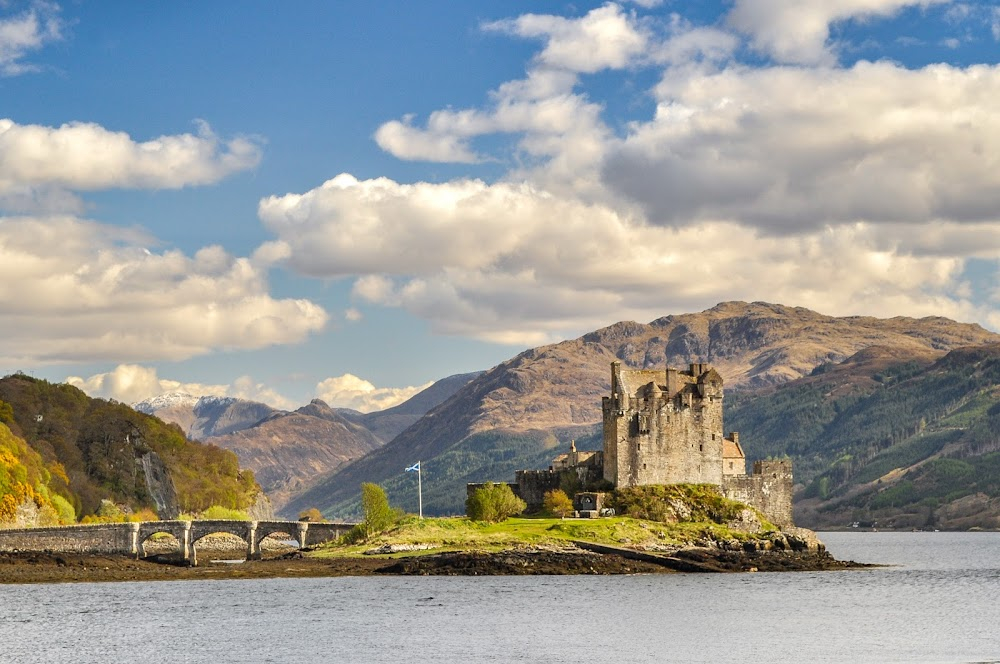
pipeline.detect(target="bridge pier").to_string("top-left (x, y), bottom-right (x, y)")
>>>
top-left (247, 521), bottom-right (257, 561)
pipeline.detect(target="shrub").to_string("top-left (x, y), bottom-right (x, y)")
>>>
top-left (466, 482), bottom-right (526, 523)
top-left (198, 505), bottom-right (251, 520)
top-left (608, 484), bottom-right (750, 525)
top-left (543, 489), bottom-right (574, 518)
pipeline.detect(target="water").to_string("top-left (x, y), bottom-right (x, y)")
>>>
top-left (1, 532), bottom-right (998, 663)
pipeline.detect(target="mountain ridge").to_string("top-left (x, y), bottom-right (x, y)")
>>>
top-left (284, 301), bottom-right (1000, 518)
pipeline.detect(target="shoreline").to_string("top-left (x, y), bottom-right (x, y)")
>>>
top-left (0, 545), bottom-right (872, 585)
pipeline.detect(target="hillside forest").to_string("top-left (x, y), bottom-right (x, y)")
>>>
top-left (0, 374), bottom-right (261, 527)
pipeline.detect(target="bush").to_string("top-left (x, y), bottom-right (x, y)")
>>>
top-left (608, 484), bottom-right (751, 525)
top-left (543, 489), bottom-right (574, 517)
top-left (466, 482), bottom-right (526, 523)
top-left (176, 505), bottom-right (251, 521)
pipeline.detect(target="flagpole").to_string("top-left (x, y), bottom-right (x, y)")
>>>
top-left (417, 461), bottom-right (423, 519)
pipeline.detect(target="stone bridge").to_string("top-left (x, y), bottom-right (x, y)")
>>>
top-left (0, 519), bottom-right (356, 566)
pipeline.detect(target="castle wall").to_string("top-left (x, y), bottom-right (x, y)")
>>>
top-left (722, 460), bottom-right (793, 528)
top-left (511, 471), bottom-right (560, 511)
top-left (604, 362), bottom-right (725, 487)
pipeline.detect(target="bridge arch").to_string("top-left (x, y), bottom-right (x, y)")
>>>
top-left (188, 520), bottom-right (255, 566)
top-left (252, 522), bottom-right (307, 560)
top-left (135, 520), bottom-right (191, 561)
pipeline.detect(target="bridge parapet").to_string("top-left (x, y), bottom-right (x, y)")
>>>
top-left (0, 522), bottom-right (136, 555)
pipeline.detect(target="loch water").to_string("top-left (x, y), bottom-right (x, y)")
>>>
top-left (1, 532), bottom-right (998, 663)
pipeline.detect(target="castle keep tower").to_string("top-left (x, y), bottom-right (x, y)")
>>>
top-left (602, 361), bottom-right (742, 488)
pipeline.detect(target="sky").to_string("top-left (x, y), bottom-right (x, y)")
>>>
top-left (1, 0), bottom-right (999, 412)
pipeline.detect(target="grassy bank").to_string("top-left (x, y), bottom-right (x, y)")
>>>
top-left (310, 514), bottom-right (774, 559)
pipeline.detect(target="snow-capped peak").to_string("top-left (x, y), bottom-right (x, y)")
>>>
top-left (132, 392), bottom-right (200, 413)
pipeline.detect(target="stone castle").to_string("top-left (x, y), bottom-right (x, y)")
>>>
top-left (491, 362), bottom-right (793, 527)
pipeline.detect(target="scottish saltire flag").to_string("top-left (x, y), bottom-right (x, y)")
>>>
top-left (405, 461), bottom-right (420, 472)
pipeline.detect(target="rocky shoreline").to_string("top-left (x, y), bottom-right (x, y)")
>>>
top-left (0, 543), bottom-right (872, 584)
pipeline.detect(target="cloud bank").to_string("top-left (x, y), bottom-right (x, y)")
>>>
top-left (257, 2), bottom-right (1000, 344)
top-left (0, 216), bottom-right (327, 365)
top-left (67, 365), bottom-right (431, 413)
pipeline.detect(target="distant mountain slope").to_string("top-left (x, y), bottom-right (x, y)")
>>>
top-left (204, 399), bottom-right (383, 511)
top-left (337, 372), bottom-right (482, 443)
top-left (285, 302), bottom-right (999, 518)
top-left (135, 372), bottom-right (480, 511)
top-left (134, 394), bottom-right (280, 440)
top-left (728, 343), bottom-right (1000, 529)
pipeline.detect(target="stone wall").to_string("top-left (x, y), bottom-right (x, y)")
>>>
top-left (722, 459), bottom-right (794, 528)
top-left (0, 523), bottom-right (134, 554)
top-left (512, 471), bottom-right (560, 511)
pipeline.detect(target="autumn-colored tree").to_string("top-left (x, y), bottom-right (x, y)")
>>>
top-left (543, 489), bottom-right (574, 518)
top-left (298, 507), bottom-right (324, 522)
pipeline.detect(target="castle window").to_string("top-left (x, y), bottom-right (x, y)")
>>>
top-left (643, 464), bottom-right (647, 470)
top-left (712, 433), bottom-right (716, 440)
top-left (636, 443), bottom-right (641, 451)
top-left (699, 444), bottom-right (703, 452)
top-left (729, 462), bottom-right (734, 469)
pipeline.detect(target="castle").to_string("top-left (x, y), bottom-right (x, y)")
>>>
top-left (487, 362), bottom-right (794, 527)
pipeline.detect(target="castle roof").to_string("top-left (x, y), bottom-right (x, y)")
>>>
top-left (723, 437), bottom-right (745, 459)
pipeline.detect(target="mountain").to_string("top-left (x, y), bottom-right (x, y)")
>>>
top-left (137, 373), bottom-right (480, 512)
top-left (203, 399), bottom-right (383, 511)
top-left (0, 374), bottom-right (261, 524)
top-left (284, 301), bottom-right (1000, 519)
top-left (336, 372), bottom-right (482, 443)
top-left (727, 343), bottom-right (1000, 530)
top-left (134, 394), bottom-right (280, 440)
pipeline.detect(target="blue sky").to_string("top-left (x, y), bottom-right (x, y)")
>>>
top-left (1, 0), bottom-right (999, 411)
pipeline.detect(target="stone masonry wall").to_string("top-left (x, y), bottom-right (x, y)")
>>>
top-left (513, 472), bottom-right (561, 511)
top-left (604, 362), bottom-right (725, 487)
top-left (0, 523), bottom-right (134, 554)
top-left (722, 459), bottom-right (794, 528)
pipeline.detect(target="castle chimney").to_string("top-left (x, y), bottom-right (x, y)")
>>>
top-left (666, 368), bottom-right (679, 397)
top-left (730, 432), bottom-right (739, 444)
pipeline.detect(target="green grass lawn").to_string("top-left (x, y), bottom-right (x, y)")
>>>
top-left (309, 514), bottom-right (767, 559)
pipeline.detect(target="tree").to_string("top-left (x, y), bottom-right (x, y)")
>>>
top-left (466, 482), bottom-right (526, 523)
top-left (298, 507), bottom-right (324, 522)
top-left (543, 489), bottom-right (574, 518)
top-left (361, 483), bottom-right (396, 538)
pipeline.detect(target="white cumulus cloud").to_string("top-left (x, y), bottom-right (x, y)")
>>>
top-left (606, 61), bottom-right (1000, 232)
top-left (0, 2), bottom-right (63, 76)
top-left (259, 173), bottom-right (999, 345)
top-left (66, 365), bottom-right (299, 410)
top-left (315, 374), bottom-right (433, 413)
top-left (0, 215), bottom-right (328, 365)
top-left (0, 119), bottom-right (261, 213)
top-left (726, 0), bottom-right (951, 65)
